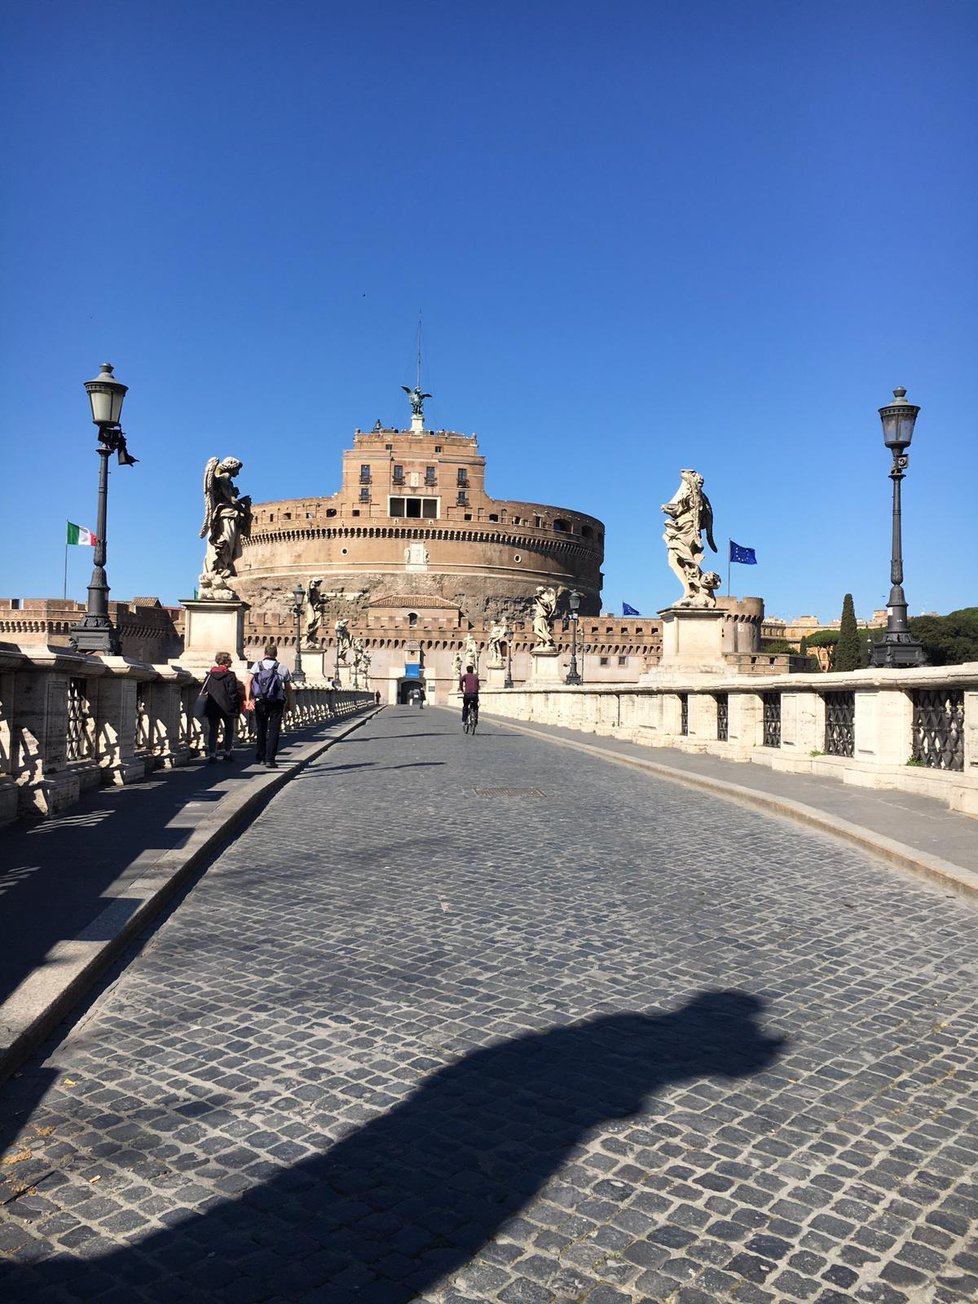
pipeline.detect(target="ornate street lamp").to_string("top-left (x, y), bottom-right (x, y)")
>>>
top-left (291, 582), bottom-right (306, 684)
top-left (565, 588), bottom-right (582, 684)
top-left (504, 631), bottom-right (514, 688)
top-left (70, 363), bottom-right (137, 654)
top-left (870, 388), bottom-right (926, 668)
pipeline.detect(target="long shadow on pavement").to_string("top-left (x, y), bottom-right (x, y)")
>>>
top-left (1, 990), bottom-right (783, 1303)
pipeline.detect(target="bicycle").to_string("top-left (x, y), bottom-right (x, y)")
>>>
top-left (462, 699), bottom-right (479, 735)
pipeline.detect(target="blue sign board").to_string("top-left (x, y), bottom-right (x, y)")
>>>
top-left (404, 663), bottom-right (421, 679)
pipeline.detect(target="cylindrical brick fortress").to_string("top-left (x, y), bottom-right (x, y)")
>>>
top-left (235, 425), bottom-right (605, 638)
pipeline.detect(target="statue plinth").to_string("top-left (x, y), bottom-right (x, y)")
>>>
top-left (639, 598), bottom-right (764, 681)
top-left (179, 598), bottom-right (249, 668)
top-left (529, 646), bottom-right (562, 682)
top-left (485, 664), bottom-right (508, 688)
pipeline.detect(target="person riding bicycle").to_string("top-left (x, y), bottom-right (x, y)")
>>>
top-left (459, 665), bottom-right (480, 725)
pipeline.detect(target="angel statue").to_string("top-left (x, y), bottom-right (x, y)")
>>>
top-left (199, 457), bottom-right (251, 599)
top-left (304, 578), bottom-right (325, 644)
top-left (335, 618), bottom-right (353, 663)
top-left (402, 384), bottom-right (432, 418)
top-left (532, 586), bottom-right (561, 652)
top-left (464, 633), bottom-right (479, 667)
top-left (661, 469), bottom-right (719, 608)
top-left (487, 618), bottom-right (510, 666)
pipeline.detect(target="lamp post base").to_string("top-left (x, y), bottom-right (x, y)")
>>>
top-left (870, 633), bottom-right (926, 668)
top-left (69, 613), bottom-right (120, 655)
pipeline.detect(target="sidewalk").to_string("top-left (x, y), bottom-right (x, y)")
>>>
top-left (0, 708), bottom-right (379, 1083)
top-left (477, 712), bottom-right (978, 901)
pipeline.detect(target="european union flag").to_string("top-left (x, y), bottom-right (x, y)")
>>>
top-left (729, 541), bottom-right (757, 565)
top-left (622, 602), bottom-right (641, 616)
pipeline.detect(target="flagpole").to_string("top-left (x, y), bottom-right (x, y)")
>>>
top-left (64, 540), bottom-right (68, 601)
top-left (727, 548), bottom-right (731, 597)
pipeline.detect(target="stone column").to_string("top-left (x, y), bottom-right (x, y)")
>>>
top-left (94, 659), bottom-right (156, 785)
top-left (780, 688), bottom-right (822, 756)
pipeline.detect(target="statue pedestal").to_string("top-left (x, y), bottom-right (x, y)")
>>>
top-left (485, 664), bottom-right (508, 688)
top-left (179, 599), bottom-right (249, 669)
top-left (655, 606), bottom-right (729, 674)
top-left (529, 648), bottom-right (562, 682)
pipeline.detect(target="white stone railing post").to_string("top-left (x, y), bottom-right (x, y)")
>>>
top-left (728, 692), bottom-right (763, 758)
top-left (92, 658), bottom-right (157, 785)
top-left (855, 685), bottom-right (913, 766)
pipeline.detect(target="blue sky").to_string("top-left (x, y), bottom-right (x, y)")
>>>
top-left (2, 0), bottom-right (975, 622)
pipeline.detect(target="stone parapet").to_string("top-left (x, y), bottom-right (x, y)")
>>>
top-left (479, 662), bottom-right (978, 817)
top-left (0, 642), bottom-right (371, 824)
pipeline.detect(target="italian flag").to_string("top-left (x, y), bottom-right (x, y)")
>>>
top-left (66, 521), bottom-right (97, 546)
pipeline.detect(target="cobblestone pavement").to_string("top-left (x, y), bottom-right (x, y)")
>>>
top-left (1, 706), bottom-right (977, 1304)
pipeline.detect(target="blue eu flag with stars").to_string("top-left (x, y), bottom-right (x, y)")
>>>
top-left (729, 541), bottom-right (757, 565)
top-left (622, 602), bottom-right (641, 616)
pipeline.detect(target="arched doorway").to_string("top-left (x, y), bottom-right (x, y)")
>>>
top-left (397, 679), bottom-right (426, 705)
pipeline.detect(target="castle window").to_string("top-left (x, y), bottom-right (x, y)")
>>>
top-left (408, 612), bottom-right (418, 628)
top-left (425, 466), bottom-right (436, 485)
top-left (513, 554), bottom-right (522, 563)
top-left (581, 525), bottom-right (593, 539)
top-left (457, 468), bottom-right (468, 486)
top-left (457, 490), bottom-right (468, 505)
top-left (389, 496), bottom-right (438, 519)
top-left (326, 508), bottom-right (336, 517)
top-left (512, 516), bottom-right (521, 525)
top-left (360, 486), bottom-right (370, 502)
top-left (534, 515), bottom-right (542, 528)
top-left (393, 465), bottom-right (404, 484)
top-left (488, 513), bottom-right (498, 522)
top-left (283, 512), bottom-right (292, 520)
top-left (269, 513), bottom-right (274, 523)
top-left (434, 445), bottom-right (442, 453)
top-left (600, 656), bottom-right (609, 666)
top-left (360, 464), bottom-right (371, 484)
top-left (385, 444), bottom-right (393, 451)
top-left (554, 519), bottom-right (570, 532)
top-left (464, 513), bottom-right (472, 521)
top-left (618, 655), bottom-right (627, 666)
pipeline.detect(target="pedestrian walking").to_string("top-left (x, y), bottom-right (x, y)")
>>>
top-left (201, 652), bottom-right (243, 762)
top-left (244, 643), bottom-right (295, 769)
top-left (374, 690), bottom-right (381, 706)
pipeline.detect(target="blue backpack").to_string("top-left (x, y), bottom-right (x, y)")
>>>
top-left (252, 659), bottom-right (284, 702)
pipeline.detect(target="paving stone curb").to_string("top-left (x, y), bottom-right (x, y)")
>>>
top-left (490, 715), bottom-right (978, 905)
top-left (0, 708), bottom-right (381, 1086)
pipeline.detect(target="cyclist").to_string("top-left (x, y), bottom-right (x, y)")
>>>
top-left (459, 664), bottom-right (480, 727)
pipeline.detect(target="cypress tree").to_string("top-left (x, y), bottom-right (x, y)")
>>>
top-left (835, 593), bottom-right (863, 672)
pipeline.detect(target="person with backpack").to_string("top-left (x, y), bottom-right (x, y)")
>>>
top-left (244, 643), bottom-right (295, 768)
top-left (201, 651), bottom-right (244, 762)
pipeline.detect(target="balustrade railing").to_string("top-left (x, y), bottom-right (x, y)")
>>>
top-left (911, 689), bottom-right (965, 771)
top-left (762, 692), bottom-right (781, 748)
top-left (66, 676), bottom-right (94, 762)
top-left (824, 691), bottom-right (855, 758)
top-left (715, 692), bottom-right (728, 742)
top-left (0, 648), bottom-right (373, 824)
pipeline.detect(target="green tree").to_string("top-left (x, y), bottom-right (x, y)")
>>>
top-left (834, 593), bottom-right (864, 671)
top-left (908, 608), bottom-right (978, 665)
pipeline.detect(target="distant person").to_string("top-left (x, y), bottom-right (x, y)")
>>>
top-left (374, 690), bottom-right (381, 706)
top-left (459, 664), bottom-right (479, 726)
top-left (245, 643), bottom-right (294, 769)
top-left (202, 652), bottom-right (243, 762)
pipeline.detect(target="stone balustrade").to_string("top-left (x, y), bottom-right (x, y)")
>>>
top-left (480, 663), bottom-right (978, 818)
top-left (0, 643), bottom-right (372, 824)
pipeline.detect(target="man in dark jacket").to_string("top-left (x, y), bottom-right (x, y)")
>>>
top-left (203, 652), bottom-right (243, 762)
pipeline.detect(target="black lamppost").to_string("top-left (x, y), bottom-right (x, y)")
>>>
top-left (291, 582), bottom-right (306, 683)
top-left (870, 388), bottom-right (926, 668)
top-left (504, 632), bottom-right (514, 688)
top-left (70, 363), bottom-right (137, 654)
top-left (565, 588), bottom-right (582, 684)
